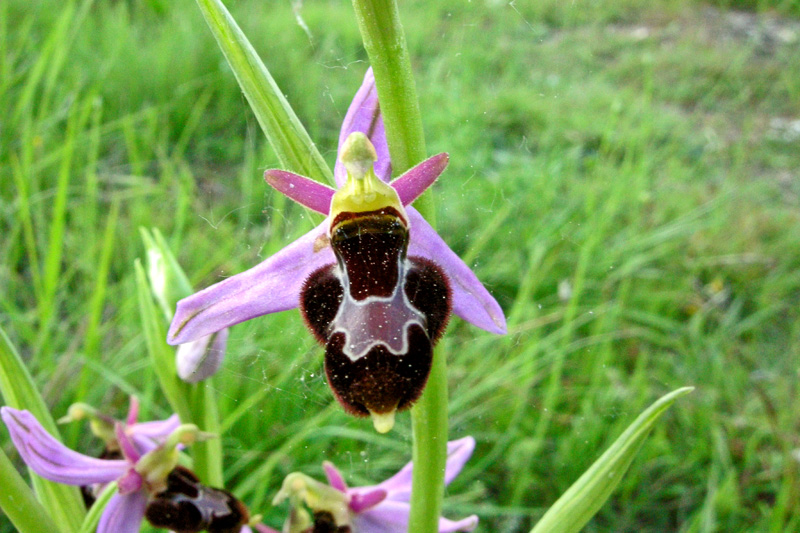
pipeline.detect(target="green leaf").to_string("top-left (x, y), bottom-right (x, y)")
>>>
top-left (134, 256), bottom-right (223, 486)
top-left (194, 0), bottom-right (333, 186)
top-left (134, 260), bottom-right (193, 424)
top-left (0, 325), bottom-right (85, 533)
top-left (0, 447), bottom-right (61, 533)
top-left (530, 387), bottom-right (694, 533)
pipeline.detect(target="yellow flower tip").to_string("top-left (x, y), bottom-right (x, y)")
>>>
top-left (369, 409), bottom-right (396, 434)
top-left (330, 133), bottom-right (405, 221)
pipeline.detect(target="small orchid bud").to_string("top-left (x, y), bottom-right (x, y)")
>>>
top-left (58, 402), bottom-right (118, 447)
top-left (140, 227), bottom-right (193, 321)
top-left (175, 328), bottom-right (229, 383)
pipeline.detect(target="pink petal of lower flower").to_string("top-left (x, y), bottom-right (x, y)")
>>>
top-left (444, 437), bottom-right (476, 486)
top-left (375, 437), bottom-right (476, 503)
top-left (125, 397), bottom-right (139, 427)
top-left (390, 153), bottom-right (449, 207)
top-left (354, 501), bottom-right (477, 533)
top-left (265, 170), bottom-right (335, 215)
top-left (129, 413), bottom-right (181, 455)
top-left (131, 414), bottom-right (181, 440)
top-left (438, 514), bottom-right (479, 532)
top-left (168, 222), bottom-right (335, 344)
top-left (335, 67), bottom-right (391, 186)
top-left (406, 208), bottom-right (507, 334)
top-left (97, 491), bottom-right (147, 533)
top-left (350, 488), bottom-right (388, 513)
top-left (1, 408), bottom-right (128, 485)
top-left (117, 468), bottom-right (143, 494)
top-left (323, 461), bottom-right (348, 492)
top-left (115, 423), bottom-right (140, 463)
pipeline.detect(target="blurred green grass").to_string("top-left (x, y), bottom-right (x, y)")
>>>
top-left (2, 0), bottom-right (799, 531)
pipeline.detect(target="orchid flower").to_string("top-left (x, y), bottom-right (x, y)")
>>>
top-left (57, 396), bottom-right (181, 457)
top-left (273, 436), bottom-right (478, 532)
top-left (1, 406), bottom-right (251, 533)
top-left (167, 68), bottom-right (505, 432)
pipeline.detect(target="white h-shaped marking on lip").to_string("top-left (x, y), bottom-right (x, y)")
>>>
top-left (329, 256), bottom-right (427, 362)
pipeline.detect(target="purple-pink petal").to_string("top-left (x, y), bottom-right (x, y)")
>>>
top-left (97, 491), bottom-right (148, 533)
top-left (265, 170), bottom-right (335, 215)
top-left (370, 437), bottom-right (476, 503)
top-left (131, 413), bottom-right (181, 440)
top-left (354, 501), bottom-right (477, 533)
top-left (390, 153), bottom-right (449, 207)
top-left (1, 407), bottom-right (128, 485)
top-left (437, 514), bottom-right (479, 532)
top-left (443, 437), bottom-right (476, 486)
top-left (350, 488), bottom-right (388, 513)
top-left (335, 68), bottom-right (391, 186)
top-left (129, 413), bottom-right (180, 455)
top-left (116, 468), bottom-right (143, 494)
top-left (406, 208), bottom-right (507, 334)
top-left (168, 221), bottom-right (335, 345)
top-left (115, 423), bottom-right (141, 464)
top-left (176, 328), bottom-right (229, 383)
top-left (323, 461), bottom-right (348, 492)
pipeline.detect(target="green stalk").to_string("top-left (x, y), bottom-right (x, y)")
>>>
top-left (351, 1), bottom-right (445, 531)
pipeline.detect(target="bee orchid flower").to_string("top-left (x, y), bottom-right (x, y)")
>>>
top-left (273, 436), bottom-right (478, 533)
top-left (1, 406), bottom-right (251, 533)
top-left (167, 68), bottom-right (505, 432)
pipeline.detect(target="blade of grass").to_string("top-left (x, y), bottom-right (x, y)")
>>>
top-left (0, 447), bottom-right (61, 533)
top-left (530, 387), bottom-right (694, 533)
top-left (194, 0), bottom-right (333, 185)
top-left (76, 482), bottom-right (117, 533)
top-left (77, 199), bottom-right (120, 400)
top-left (0, 326), bottom-right (85, 532)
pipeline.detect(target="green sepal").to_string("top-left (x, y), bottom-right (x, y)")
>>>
top-left (530, 387), bottom-right (694, 533)
top-left (0, 325), bottom-right (85, 533)
top-left (194, 0), bottom-right (333, 186)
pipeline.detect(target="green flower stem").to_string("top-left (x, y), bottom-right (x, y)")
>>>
top-left (0, 447), bottom-right (61, 533)
top-left (409, 348), bottom-right (448, 532)
top-left (351, 0), bottom-right (425, 173)
top-left (190, 383), bottom-right (224, 487)
top-left (351, 0), bottom-right (445, 531)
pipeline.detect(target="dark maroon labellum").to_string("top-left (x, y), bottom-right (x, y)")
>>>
top-left (304, 510), bottom-right (352, 533)
top-left (300, 207), bottom-right (451, 420)
top-left (144, 466), bottom-right (249, 533)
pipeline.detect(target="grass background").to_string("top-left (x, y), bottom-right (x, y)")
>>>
top-left (2, 0), bottom-right (799, 530)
